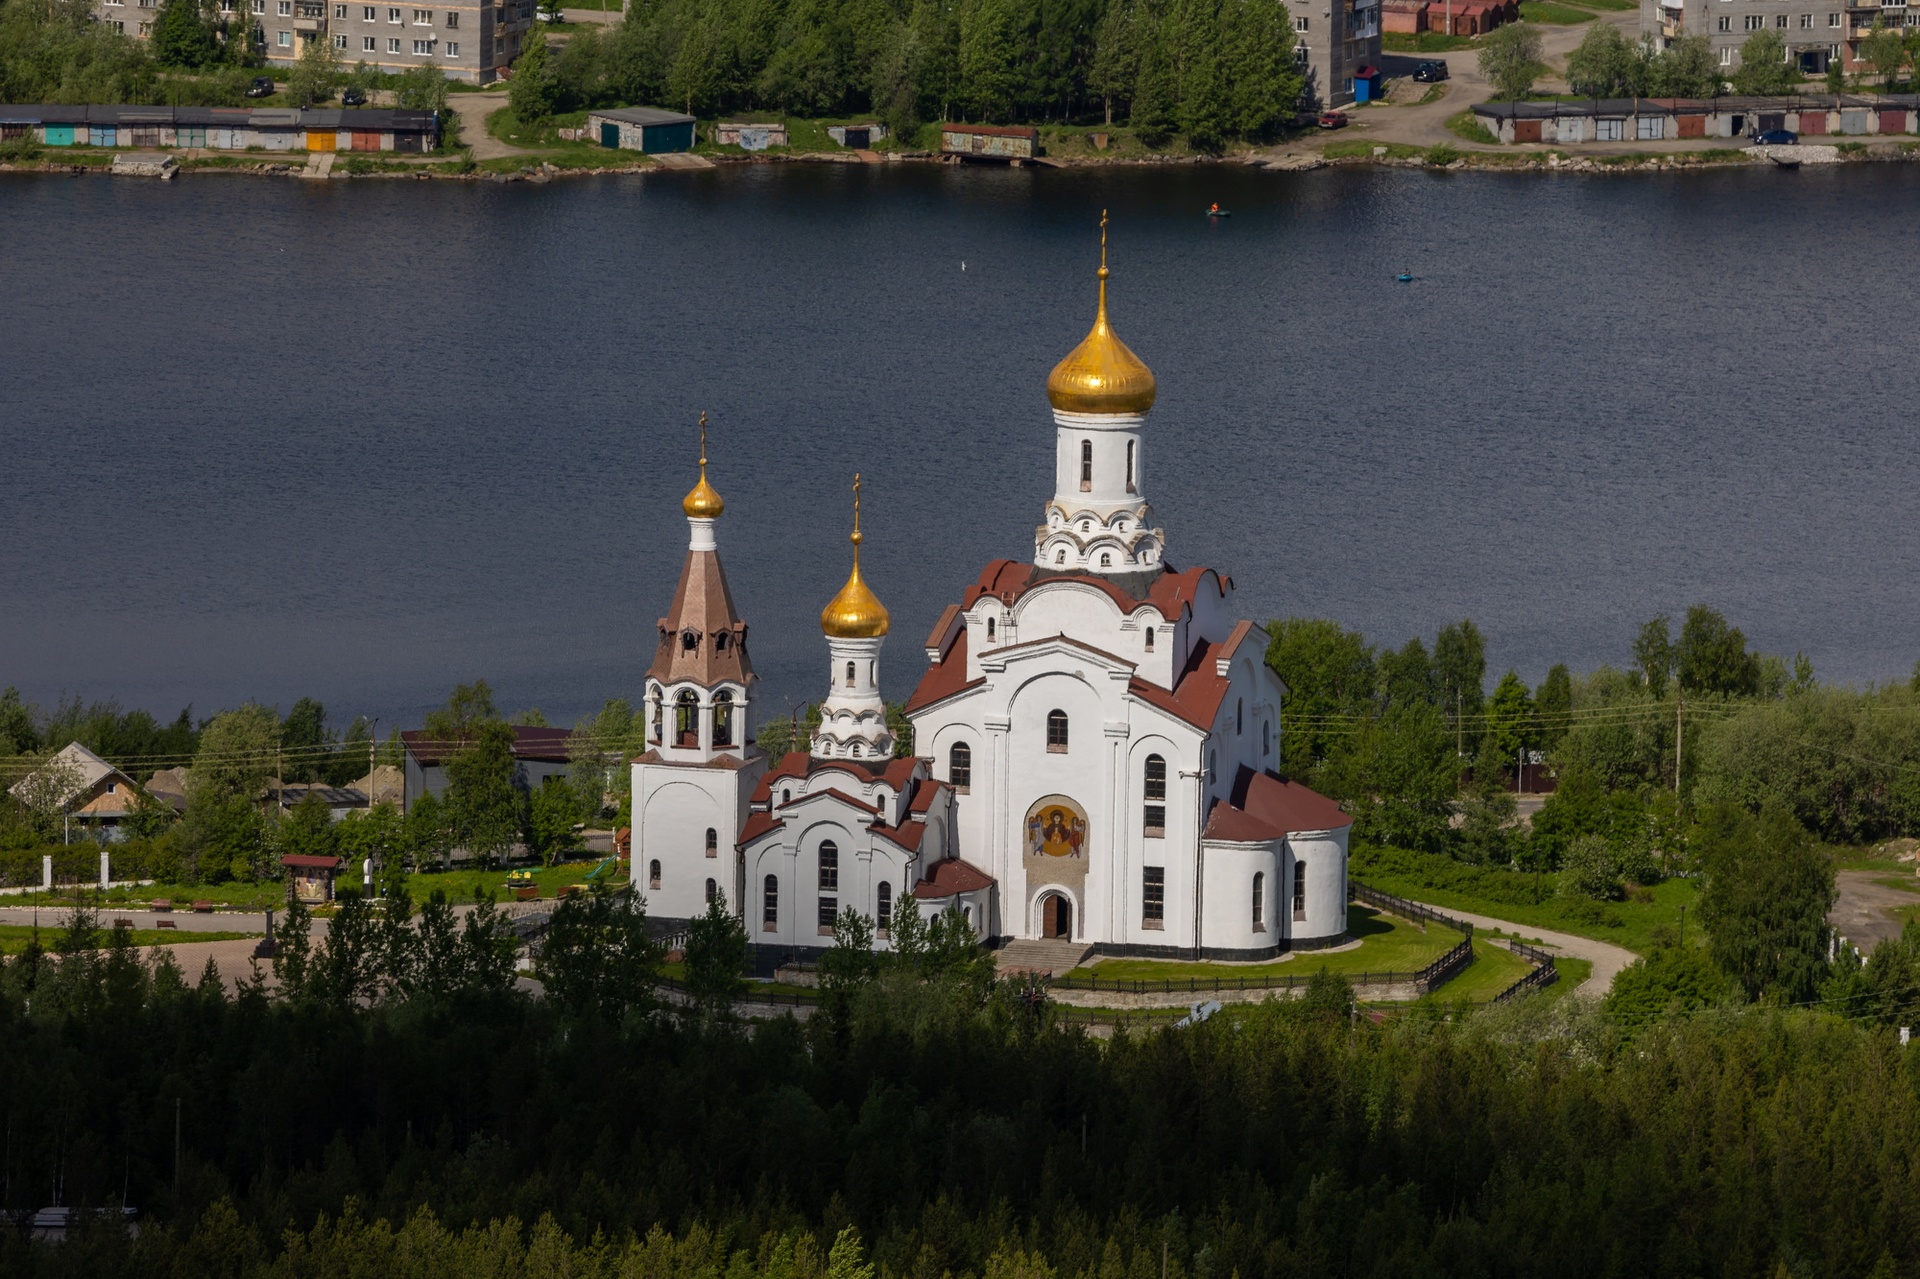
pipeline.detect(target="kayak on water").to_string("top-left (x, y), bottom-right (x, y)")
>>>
top-left (1206, 204), bottom-right (1231, 217)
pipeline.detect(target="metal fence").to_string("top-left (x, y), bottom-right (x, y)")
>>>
top-left (1490, 939), bottom-right (1559, 1003)
top-left (1049, 935), bottom-right (1474, 997)
top-left (1351, 881), bottom-right (1475, 940)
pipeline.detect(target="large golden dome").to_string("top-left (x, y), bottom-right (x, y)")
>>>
top-left (1046, 215), bottom-right (1156, 415)
top-left (821, 474), bottom-right (890, 638)
top-left (682, 412), bottom-right (725, 517)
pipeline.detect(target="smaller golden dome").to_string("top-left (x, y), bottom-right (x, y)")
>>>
top-left (1046, 212), bottom-right (1156, 415)
top-left (821, 474), bottom-right (891, 638)
top-left (682, 412), bottom-right (725, 518)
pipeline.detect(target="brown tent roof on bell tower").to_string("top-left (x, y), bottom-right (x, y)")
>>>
top-left (649, 544), bottom-right (755, 688)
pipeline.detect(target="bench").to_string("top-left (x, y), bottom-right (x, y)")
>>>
top-left (156, 920), bottom-right (176, 929)
top-left (192, 901), bottom-right (214, 913)
top-left (151, 899), bottom-right (172, 912)
top-left (113, 918), bottom-right (134, 930)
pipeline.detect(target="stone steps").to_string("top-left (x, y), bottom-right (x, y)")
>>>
top-left (995, 938), bottom-right (1092, 976)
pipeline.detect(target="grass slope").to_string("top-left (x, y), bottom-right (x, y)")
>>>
top-left (0, 924), bottom-right (258, 955)
top-left (1354, 842), bottom-right (1698, 955)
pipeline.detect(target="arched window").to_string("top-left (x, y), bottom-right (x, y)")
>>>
top-left (868, 661), bottom-right (876, 684)
top-left (1263, 721), bottom-right (1272, 756)
top-left (1237, 698), bottom-right (1244, 734)
top-left (650, 690), bottom-right (663, 743)
top-left (712, 690), bottom-right (734, 747)
top-left (1126, 439), bottom-right (1136, 492)
top-left (949, 741), bottom-right (972, 792)
top-left (705, 877), bottom-right (718, 904)
top-left (1144, 626), bottom-right (1155, 652)
top-left (1046, 709), bottom-right (1069, 752)
top-left (716, 631), bottom-right (729, 651)
top-left (1293, 861), bottom-right (1307, 921)
top-left (986, 616), bottom-right (996, 640)
top-left (1143, 754), bottom-right (1166, 835)
top-left (648, 859), bottom-right (662, 890)
top-left (845, 660), bottom-right (856, 688)
top-left (675, 690), bottom-right (698, 745)
top-left (1100, 552), bottom-right (1112, 568)
top-left (763, 874), bottom-right (779, 931)
top-left (1080, 439), bottom-right (1093, 490)
top-left (851, 741), bottom-right (863, 758)
top-left (1252, 872), bottom-right (1266, 930)
top-left (704, 827), bottom-right (717, 857)
top-left (681, 629), bottom-right (699, 652)
top-left (877, 881), bottom-right (893, 932)
top-left (1055, 549), bottom-right (1066, 566)
top-left (781, 787), bottom-right (792, 805)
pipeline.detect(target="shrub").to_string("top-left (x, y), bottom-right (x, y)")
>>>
top-left (1559, 834), bottom-right (1620, 901)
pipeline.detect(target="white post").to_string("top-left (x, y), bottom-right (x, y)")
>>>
top-left (100, 848), bottom-right (111, 888)
top-left (42, 854), bottom-right (53, 890)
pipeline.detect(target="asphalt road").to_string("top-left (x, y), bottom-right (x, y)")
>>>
top-left (1831, 869), bottom-right (1920, 954)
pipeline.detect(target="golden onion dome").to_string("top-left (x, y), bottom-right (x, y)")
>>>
top-left (1046, 212), bottom-right (1156, 415)
top-left (821, 474), bottom-right (891, 638)
top-left (682, 467), bottom-right (724, 519)
top-left (682, 412), bottom-right (725, 518)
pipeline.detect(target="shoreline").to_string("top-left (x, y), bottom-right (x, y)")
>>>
top-left (5, 139), bottom-right (1918, 181)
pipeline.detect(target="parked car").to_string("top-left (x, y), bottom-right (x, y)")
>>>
top-left (1412, 60), bottom-right (1449, 83)
top-left (341, 87), bottom-right (367, 106)
top-left (1754, 128), bottom-right (1798, 145)
top-left (245, 76), bottom-right (275, 98)
top-left (1317, 111), bottom-right (1348, 129)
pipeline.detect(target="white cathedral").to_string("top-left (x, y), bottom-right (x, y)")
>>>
top-left (630, 227), bottom-right (1352, 961)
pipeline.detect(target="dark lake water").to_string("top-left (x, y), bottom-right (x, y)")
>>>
top-left (4, 162), bottom-right (1918, 731)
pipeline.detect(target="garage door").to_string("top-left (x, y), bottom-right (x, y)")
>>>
top-left (1513, 118), bottom-right (1541, 143)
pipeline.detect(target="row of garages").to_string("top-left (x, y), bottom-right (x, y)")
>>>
top-left (0, 105), bottom-right (441, 152)
top-left (1473, 95), bottom-right (1920, 144)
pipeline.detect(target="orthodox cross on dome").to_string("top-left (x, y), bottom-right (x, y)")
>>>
top-left (851, 472), bottom-right (863, 548)
top-left (683, 410), bottom-right (724, 521)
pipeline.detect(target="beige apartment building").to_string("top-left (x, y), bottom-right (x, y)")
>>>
top-left (96, 0), bottom-right (536, 83)
top-left (1294, 0), bottom-right (1384, 109)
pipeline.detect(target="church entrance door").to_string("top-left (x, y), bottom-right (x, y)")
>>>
top-left (1042, 893), bottom-right (1073, 939)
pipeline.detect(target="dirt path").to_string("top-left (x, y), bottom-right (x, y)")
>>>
top-left (456, 91), bottom-right (540, 161)
top-left (1423, 905), bottom-right (1637, 996)
top-left (1832, 869), bottom-right (1920, 954)
top-left (1255, 9), bottom-right (1637, 163)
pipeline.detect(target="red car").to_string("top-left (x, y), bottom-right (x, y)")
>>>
top-left (1317, 111), bottom-right (1348, 129)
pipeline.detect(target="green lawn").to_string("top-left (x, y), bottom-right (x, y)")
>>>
top-left (1435, 939), bottom-right (1534, 1002)
top-left (87, 881), bottom-right (286, 911)
top-left (1065, 904), bottom-right (1464, 986)
top-left (1382, 31), bottom-right (1477, 51)
top-left (1543, 956), bottom-right (1594, 999)
top-left (1446, 110), bottom-right (1499, 145)
top-left (0, 924), bottom-right (259, 955)
top-left (1518, 1), bottom-right (1596, 20)
top-left (1353, 843), bottom-right (1699, 955)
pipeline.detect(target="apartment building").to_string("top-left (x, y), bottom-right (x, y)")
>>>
top-left (1642, 0), bottom-right (1919, 75)
top-left (94, 0), bottom-right (536, 83)
top-left (1294, 0), bottom-right (1384, 108)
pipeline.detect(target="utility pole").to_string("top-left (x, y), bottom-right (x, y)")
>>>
top-left (1456, 688), bottom-right (1464, 758)
top-left (1674, 686), bottom-right (1683, 794)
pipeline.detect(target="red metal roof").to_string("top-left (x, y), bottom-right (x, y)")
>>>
top-left (904, 625), bottom-right (982, 714)
top-left (912, 857), bottom-right (996, 898)
top-left (1202, 768), bottom-right (1351, 842)
top-left (280, 854), bottom-right (343, 869)
top-left (957, 559), bottom-right (1228, 624)
top-left (401, 726), bottom-right (572, 767)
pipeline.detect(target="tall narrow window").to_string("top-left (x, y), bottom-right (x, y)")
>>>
top-left (704, 827), bottom-right (717, 857)
top-left (868, 661), bottom-right (876, 685)
top-left (712, 690), bottom-right (734, 747)
top-left (648, 859), bottom-right (662, 890)
top-left (877, 881), bottom-right (893, 933)
top-left (986, 616), bottom-right (995, 640)
top-left (1143, 754), bottom-right (1166, 835)
top-left (1263, 721), bottom-right (1272, 756)
top-left (1126, 440), bottom-right (1136, 492)
top-left (1237, 698), bottom-right (1244, 734)
top-left (675, 690), bottom-right (698, 746)
top-left (1143, 866), bottom-right (1165, 926)
top-left (1144, 626), bottom-right (1155, 652)
top-left (819, 841), bottom-right (838, 891)
top-left (1046, 709), bottom-right (1069, 752)
top-left (950, 741), bottom-right (972, 792)
top-left (706, 877), bottom-right (718, 904)
top-left (763, 874), bottom-right (778, 931)
top-left (1252, 871), bottom-right (1266, 930)
top-left (1080, 439), bottom-right (1093, 490)
top-left (1293, 862), bottom-right (1307, 921)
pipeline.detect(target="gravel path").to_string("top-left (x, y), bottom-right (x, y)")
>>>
top-left (1831, 869), bottom-right (1920, 954)
top-left (1430, 907), bottom-right (1638, 996)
